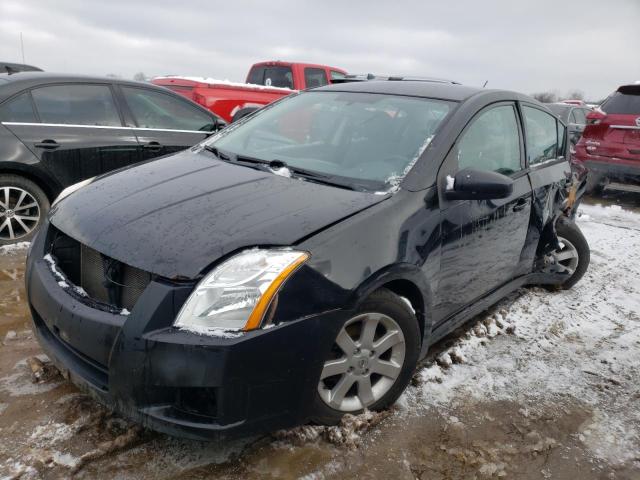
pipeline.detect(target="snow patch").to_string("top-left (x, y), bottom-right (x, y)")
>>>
top-left (153, 76), bottom-right (294, 92)
top-left (176, 325), bottom-right (243, 338)
top-left (399, 204), bottom-right (640, 466)
top-left (446, 174), bottom-right (455, 191)
top-left (270, 166), bottom-right (292, 178)
top-left (0, 241), bottom-right (30, 254)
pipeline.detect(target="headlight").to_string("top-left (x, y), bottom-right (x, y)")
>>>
top-left (52, 177), bottom-right (96, 206)
top-left (175, 248), bottom-right (309, 333)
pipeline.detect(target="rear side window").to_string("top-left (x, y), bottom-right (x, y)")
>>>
top-left (0, 92), bottom-right (37, 122)
top-left (523, 106), bottom-right (558, 165)
top-left (247, 66), bottom-right (293, 89)
top-left (31, 84), bottom-right (121, 126)
top-left (457, 105), bottom-right (522, 175)
top-left (122, 87), bottom-right (215, 131)
top-left (246, 66), bottom-right (265, 85)
top-left (601, 91), bottom-right (640, 115)
top-left (304, 68), bottom-right (328, 88)
top-left (330, 70), bottom-right (346, 81)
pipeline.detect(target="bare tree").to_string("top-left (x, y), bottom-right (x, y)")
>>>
top-left (133, 72), bottom-right (147, 82)
top-left (531, 91), bottom-right (558, 103)
top-left (565, 89), bottom-right (585, 100)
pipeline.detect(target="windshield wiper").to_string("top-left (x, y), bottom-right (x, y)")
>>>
top-left (204, 149), bottom-right (358, 191)
top-left (235, 156), bottom-right (358, 190)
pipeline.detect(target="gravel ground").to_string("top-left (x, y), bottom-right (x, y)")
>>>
top-left (0, 194), bottom-right (639, 480)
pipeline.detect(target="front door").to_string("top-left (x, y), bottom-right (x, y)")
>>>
top-left (118, 86), bottom-right (214, 161)
top-left (432, 103), bottom-right (533, 324)
top-left (3, 84), bottom-right (140, 187)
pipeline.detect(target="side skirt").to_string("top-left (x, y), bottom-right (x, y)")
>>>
top-left (425, 271), bottom-right (566, 349)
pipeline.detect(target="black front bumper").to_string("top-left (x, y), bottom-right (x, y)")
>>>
top-left (25, 225), bottom-right (347, 440)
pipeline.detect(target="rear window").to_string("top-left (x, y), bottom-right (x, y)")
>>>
top-left (0, 92), bottom-right (37, 122)
top-left (601, 91), bottom-right (640, 115)
top-left (247, 66), bottom-right (293, 89)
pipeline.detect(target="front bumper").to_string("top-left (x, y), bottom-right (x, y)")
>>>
top-left (25, 226), bottom-right (347, 440)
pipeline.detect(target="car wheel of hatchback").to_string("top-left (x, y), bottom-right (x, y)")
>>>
top-left (543, 218), bottom-right (590, 290)
top-left (0, 174), bottom-right (50, 245)
top-left (312, 288), bottom-right (420, 424)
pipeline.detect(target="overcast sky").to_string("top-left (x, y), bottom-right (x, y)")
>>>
top-left (1, 0), bottom-right (639, 101)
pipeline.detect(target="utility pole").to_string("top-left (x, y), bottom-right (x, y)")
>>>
top-left (20, 32), bottom-right (25, 63)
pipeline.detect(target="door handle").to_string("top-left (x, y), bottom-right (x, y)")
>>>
top-left (142, 141), bottom-right (162, 151)
top-left (512, 198), bottom-right (529, 212)
top-left (34, 139), bottom-right (60, 150)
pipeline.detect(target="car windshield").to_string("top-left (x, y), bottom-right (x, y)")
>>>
top-left (206, 91), bottom-right (454, 191)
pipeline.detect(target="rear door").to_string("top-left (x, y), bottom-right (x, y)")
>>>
top-left (118, 86), bottom-right (215, 160)
top-left (1, 83), bottom-right (139, 186)
top-left (433, 102), bottom-right (532, 322)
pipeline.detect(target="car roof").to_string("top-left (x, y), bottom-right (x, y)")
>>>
top-left (315, 80), bottom-right (485, 102)
top-left (0, 72), bottom-right (164, 102)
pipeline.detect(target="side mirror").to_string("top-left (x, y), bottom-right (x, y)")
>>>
top-left (568, 123), bottom-right (585, 133)
top-left (215, 119), bottom-right (228, 131)
top-left (444, 168), bottom-right (514, 201)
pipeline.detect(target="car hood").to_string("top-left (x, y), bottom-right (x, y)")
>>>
top-left (49, 150), bottom-right (387, 279)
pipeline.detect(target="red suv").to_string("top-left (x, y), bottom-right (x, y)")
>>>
top-left (574, 84), bottom-right (640, 192)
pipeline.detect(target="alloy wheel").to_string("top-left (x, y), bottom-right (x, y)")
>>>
top-left (0, 186), bottom-right (41, 241)
top-left (318, 312), bottom-right (406, 412)
top-left (550, 236), bottom-right (579, 275)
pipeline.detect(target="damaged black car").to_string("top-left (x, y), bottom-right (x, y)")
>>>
top-left (25, 80), bottom-right (590, 439)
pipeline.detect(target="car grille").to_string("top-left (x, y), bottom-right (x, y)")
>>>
top-left (48, 226), bottom-right (152, 311)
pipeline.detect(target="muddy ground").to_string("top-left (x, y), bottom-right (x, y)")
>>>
top-left (1, 192), bottom-right (639, 480)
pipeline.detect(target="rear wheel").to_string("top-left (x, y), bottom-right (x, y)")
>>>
top-left (585, 172), bottom-right (604, 194)
top-left (544, 218), bottom-right (590, 289)
top-left (0, 174), bottom-right (49, 245)
top-left (311, 288), bottom-right (420, 424)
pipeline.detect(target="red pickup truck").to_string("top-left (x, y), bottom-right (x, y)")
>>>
top-left (152, 61), bottom-right (347, 123)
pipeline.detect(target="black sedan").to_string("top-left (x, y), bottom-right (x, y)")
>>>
top-left (0, 72), bottom-right (225, 244)
top-left (26, 80), bottom-right (590, 439)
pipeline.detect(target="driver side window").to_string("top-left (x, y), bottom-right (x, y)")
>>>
top-left (456, 104), bottom-right (522, 176)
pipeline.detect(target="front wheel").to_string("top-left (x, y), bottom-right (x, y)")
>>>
top-left (0, 174), bottom-right (50, 245)
top-left (547, 218), bottom-right (590, 289)
top-left (311, 288), bottom-right (420, 425)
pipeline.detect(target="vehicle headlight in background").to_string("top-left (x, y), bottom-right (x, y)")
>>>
top-left (174, 248), bottom-right (309, 333)
top-left (52, 177), bottom-right (96, 206)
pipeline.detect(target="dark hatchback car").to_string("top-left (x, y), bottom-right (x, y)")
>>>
top-left (0, 72), bottom-right (225, 244)
top-left (26, 80), bottom-right (589, 439)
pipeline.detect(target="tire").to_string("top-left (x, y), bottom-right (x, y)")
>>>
top-left (311, 288), bottom-right (420, 425)
top-left (584, 172), bottom-right (604, 194)
top-left (553, 218), bottom-right (590, 289)
top-left (0, 174), bottom-right (50, 245)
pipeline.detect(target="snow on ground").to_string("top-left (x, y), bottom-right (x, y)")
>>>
top-left (0, 242), bottom-right (30, 255)
top-left (398, 202), bottom-right (640, 467)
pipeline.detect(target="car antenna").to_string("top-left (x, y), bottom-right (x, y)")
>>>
top-left (483, 80), bottom-right (488, 88)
